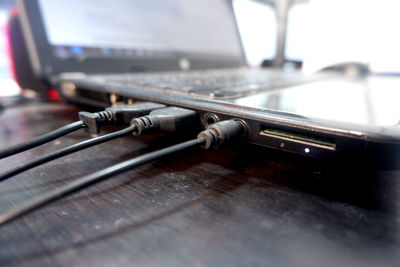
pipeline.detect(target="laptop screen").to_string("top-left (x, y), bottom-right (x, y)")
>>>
top-left (37, 0), bottom-right (243, 61)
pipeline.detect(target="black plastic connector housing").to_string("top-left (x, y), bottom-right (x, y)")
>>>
top-left (198, 119), bottom-right (247, 149)
top-left (78, 111), bottom-right (112, 134)
top-left (130, 107), bottom-right (198, 136)
top-left (78, 102), bottom-right (166, 134)
top-left (105, 102), bottom-right (166, 127)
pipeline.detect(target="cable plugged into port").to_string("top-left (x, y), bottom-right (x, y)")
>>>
top-left (0, 102), bottom-right (166, 160)
top-left (0, 106), bottom-right (199, 182)
top-left (0, 118), bottom-right (247, 226)
top-left (79, 102), bottom-right (166, 134)
top-left (198, 119), bottom-right (248, 149)
top-left (131, 107), bottom-right (198, 136)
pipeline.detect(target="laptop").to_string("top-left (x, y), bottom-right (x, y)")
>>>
top-left (17, 0), bottom-right (400, 168)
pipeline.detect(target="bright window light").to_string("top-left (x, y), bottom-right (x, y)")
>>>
top-left (233, 0), bottom-right (277, 67)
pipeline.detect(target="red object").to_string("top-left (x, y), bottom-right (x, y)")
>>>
top-left (5, 7), bottom-right (20, 85)
top-left (47, 88), bottom-right (60, 100)
top-left (5, 7), bottom-right (61, 100)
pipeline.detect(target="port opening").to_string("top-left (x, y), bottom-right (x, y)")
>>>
top-left (76, 89), bottom-right (135, 106)
top-left (260, 127), bottom-right (336, 151)
top-left (76, 88), bottom-right (110, 104)
top-left (203, 113), bottom-right (219, 127)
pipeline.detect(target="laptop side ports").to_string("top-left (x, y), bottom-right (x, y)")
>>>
top-left (259, 126), bottom-right (336, 158)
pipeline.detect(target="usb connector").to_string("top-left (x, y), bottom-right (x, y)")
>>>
top-left (131, 107), bottom-right (198, 135)
top-left (78, 102), bottom-right (166, 134)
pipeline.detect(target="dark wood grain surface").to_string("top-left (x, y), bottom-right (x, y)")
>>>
top-left (0, 102), bottom-right (399, 267)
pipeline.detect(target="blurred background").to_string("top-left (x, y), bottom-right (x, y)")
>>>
top-left (0, 0), bottom-right (399, 96)
top-left (0, 0), bottom-right (19, 97)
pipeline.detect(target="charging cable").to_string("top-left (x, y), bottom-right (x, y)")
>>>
top-left (0, 106), bottom-right (197, 182)
top-left (0, 102), bottom-right (165, 159)
top-left (0, 119), bottom-right (247, 226)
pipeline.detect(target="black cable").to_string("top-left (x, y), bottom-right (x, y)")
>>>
top-left (0, 121), bottom-right (85, 159)
top-left (0, 138), bottom-right (205, 226)
top-left (0, 102), bottom-right (166, 160)
top-left (0, 125), bottom-right (137, 182)
top-left (0, 119), bottom-right (247, 226)
top-left (0, 106), bottom-right (197, 181)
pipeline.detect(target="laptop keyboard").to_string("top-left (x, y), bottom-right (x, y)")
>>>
top-left (93, 68), bottom-right (311, 98)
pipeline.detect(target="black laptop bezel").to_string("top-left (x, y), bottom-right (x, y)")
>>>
top-left (17, 0), bottom-right (247, 79)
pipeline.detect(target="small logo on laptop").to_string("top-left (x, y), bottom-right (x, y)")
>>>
top-left (179, 58), bottom-right (191, 71)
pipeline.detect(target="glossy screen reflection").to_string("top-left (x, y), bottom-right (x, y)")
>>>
top-left (233, 76), bottom-right (400, 126)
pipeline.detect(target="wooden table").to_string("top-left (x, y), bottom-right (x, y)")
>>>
top-left (0, 102), bottom-right (399, 266)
